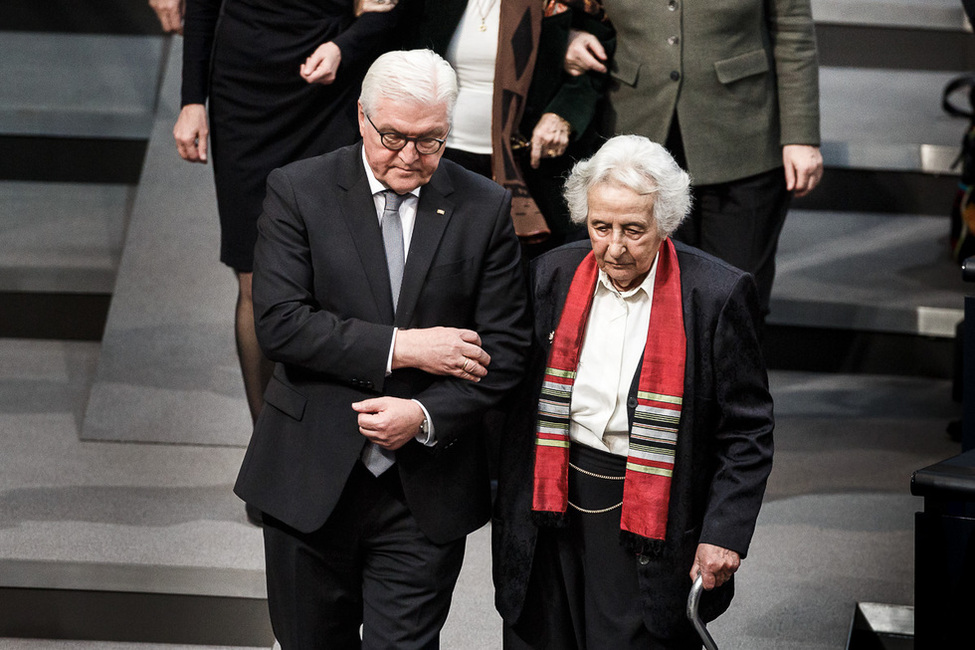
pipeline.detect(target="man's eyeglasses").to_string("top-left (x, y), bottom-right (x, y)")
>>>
top-left (365, 113), bottom-right (447, 155)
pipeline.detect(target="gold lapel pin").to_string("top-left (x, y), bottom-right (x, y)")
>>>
top-left (436, 209), bottom-right (445, 215)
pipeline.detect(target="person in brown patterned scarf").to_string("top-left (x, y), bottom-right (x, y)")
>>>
top-left (404, 0), bottom-right (615, 257)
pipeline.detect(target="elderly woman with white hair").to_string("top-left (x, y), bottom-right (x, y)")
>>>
top-left (493, 134), bottom-right (775, 649)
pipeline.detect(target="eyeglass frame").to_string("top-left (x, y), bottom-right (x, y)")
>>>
top-left (364, 113), bottom-right (448, 155)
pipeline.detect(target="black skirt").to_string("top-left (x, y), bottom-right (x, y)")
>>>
top-left (206, 0), bottom-right (365, 271)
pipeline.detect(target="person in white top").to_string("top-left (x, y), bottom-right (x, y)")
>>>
top-left (407, 0), bottom-right (615, 253)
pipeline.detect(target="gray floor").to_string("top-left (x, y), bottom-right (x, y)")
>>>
top-left (710, 372), bottom-right (959, 649)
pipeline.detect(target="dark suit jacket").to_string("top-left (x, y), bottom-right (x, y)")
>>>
top-left (234, 144), bottom-right (531, 544)
top-left (493, 240), bottom-right (774, 638)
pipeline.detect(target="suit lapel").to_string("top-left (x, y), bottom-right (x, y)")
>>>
top-left (337, 146), bottom-right (396, 324)
top-left (395, 166), bottom-right (456, 327)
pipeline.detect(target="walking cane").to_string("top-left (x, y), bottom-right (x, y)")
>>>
top-left (686, 572), bottom-right (719, 650)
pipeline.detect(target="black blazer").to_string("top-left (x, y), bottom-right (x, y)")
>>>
top-left (492, 240), bottom-right (774, 638)
top-left (235, 144), bottom-right (531, 544)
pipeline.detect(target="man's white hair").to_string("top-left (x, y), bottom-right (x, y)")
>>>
top-left (564, 135), bottom-right (692, 237)
top-left (360, 49), bottom-right (458, 122)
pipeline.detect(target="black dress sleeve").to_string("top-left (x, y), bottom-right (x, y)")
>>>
top-left (331, 4), bottom-right (409, 71)
top-left (181, 0), bottom-right (223, 106)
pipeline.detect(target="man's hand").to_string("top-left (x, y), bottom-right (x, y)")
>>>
top-left (782, 144), bottom-right (823, 197)
top-left (689, 543), bottom-right (740, 590)
top-left (564, 28), bottom-right (608, 76)
top-left (393, 327), bottom-right (490, 382)
top-left (149, 0), bottom-right (184, 34)
top-left (174, 104), bottom-right (209, 163)
top-left (352, 397), bottom-right (425, 450)
top-left (530, 113), bottom-right (571, 169)
top-left (300, 41), bottom-right (342, 85)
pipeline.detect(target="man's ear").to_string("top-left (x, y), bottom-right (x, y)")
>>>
top-left (357, 101), bottom-right (367, 138)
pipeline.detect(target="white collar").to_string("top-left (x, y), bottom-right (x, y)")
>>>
top-left (596, 250), bottom-right (660, 299)
top-left (361, 146), bottom-right (422, 199)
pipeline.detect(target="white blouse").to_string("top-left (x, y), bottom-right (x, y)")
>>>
top-left (569, 255), bottom-right (659, 456)
top-left (444, 0), bottom-right (501, 155)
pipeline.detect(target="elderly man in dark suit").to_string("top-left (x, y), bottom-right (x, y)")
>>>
top-left (234, 49), bottom-right (531, 649)
top-left (493, 135), bottom-right (774, 649)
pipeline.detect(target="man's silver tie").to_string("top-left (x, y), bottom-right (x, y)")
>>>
top-left (362, 189), bottom-right (407, 476)
top-left (382, 190), bottom-right (406, 311)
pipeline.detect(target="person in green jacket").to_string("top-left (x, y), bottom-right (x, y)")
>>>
top-left (567, 0), bottom-right (823, 318)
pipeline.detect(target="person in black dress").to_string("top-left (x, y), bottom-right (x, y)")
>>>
top-left (174, 0), bottom-right (403, 430)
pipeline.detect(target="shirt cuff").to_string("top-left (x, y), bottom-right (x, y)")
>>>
top-left (386, 328), bottom-right (397, 376)
top-left (413, 399), bottom-right (436, 446)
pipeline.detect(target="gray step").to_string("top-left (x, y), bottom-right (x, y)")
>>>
top-left (817, 24), bottom-right (975, 71)
top-left (0, 181), bottom-right (131, 294)
top-left (0, 32), bottom-right (164, 140)
top-left (771, 209), bottom-right (965, 338)
top-left (813, 0), bottom-right (975, 70)
top-left (813, 0), bottom-right (969, 30)
top-left (0, 561), bottom-right (272, 647)
top-left (0, 181), bottom-right (130, 339)
top-left (820, 67), bottom-right (962, 175)
top-left (801, 67), bottom-right (964, 216)
top-left (0, 338), bottom-right (271, 646)
top-left (0, 334), bottom-right (957, 649)
top-left (764, 209), bottom-right (963, 378)
top-left (0, 32), bottom-right (163, 184)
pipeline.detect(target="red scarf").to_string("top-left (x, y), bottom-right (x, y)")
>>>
top-left (532, 239), bottom-right (686, 550)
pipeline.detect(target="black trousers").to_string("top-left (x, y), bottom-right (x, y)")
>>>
top-left (505, 444), bottom-right (701, 650)
top-left (262, 461), bottom-right (466, 650)
top-left (666, 117), bottom-right (791, 318)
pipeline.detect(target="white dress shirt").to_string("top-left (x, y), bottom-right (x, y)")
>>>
top-left (363, 147), bottom-right (420, 255)
top-left (569, 254), bottom-right (659, 456)
top-left (361, 149), bottom-right (435, 445)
